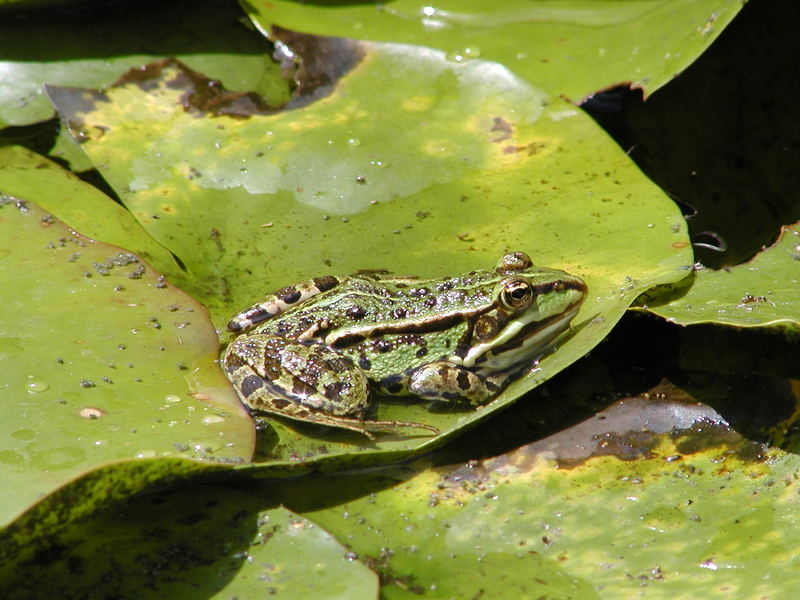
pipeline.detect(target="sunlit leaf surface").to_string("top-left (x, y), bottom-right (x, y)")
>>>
top-left (0, 0), bottom-right (289, 127)
top-left (49, 39), bottom-right (692, 461)
top-left (0, 145), bottom-right (176, 273)
top-left (0, 197), bottom-right (254, 526)
top-left (246, 0), bottom-right (743, 100)
top-left (641, 222), bottom-right (800, 330)
top-left (277, 393), bottom-right (800, 598)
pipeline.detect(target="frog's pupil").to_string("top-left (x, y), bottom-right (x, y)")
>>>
top-left (511, 288), bottom-right (527, 299)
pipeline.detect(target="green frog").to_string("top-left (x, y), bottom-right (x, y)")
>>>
top-left (223, 251), bottom-right (587, 438)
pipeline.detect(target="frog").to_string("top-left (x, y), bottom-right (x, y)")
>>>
top-left (222, 251), bottom-right (587, 438)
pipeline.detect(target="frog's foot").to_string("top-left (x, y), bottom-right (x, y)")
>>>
top-left (408, 362), bottom-right (505, 406)
top-left (291, 414), bottom-right (440, 439)
top-left (250, 399), bottom-right (438, 439)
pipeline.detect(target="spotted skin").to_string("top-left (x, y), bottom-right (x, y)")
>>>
top-left (223, 252), bottom-right (587, 437)
top-left (226, 277), bottom-right (342, 333)
top-left (226, 334), bottom-right (437, 438)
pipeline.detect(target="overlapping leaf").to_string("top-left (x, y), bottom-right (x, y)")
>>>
top-left (641, 222), bottom-right (800, 330)
top-left (0, 197), bottom-right (254, 527)
top-left (0, 488), bottom-right (377, 599)
top-left (0, 0), bottom-right (289, 128)
top-left (280, 395), bottom-right (800, 598)
top-left (246, 0), bottom-right (743, 100)
top-left (49, 42), bottom-right (691, 462)
top-left (0, 145), bottom-right (176, 272)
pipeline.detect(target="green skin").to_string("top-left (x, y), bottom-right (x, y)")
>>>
top-left (223, 252), bottom-right (587, 438)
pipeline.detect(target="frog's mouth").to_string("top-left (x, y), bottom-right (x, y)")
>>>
top-left (465, 301), bottom-right (583, 375)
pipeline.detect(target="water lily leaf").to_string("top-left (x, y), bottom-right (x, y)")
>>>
top-left (245, 0), bottom-right (743, 100)
top-left (48, 40), bottom-right (691, 462)
top-left (641, 222), bottom-right (800, 330)
top-left (0, 145), bottom-right (177, 273)
top-left (0, 0), bottom-right (289, 128)
top-left (280, 392), bottom-right (800, 598)
top-left (0, 487), bottom-right (377, 599)
top-left (0, 197), bottom-right (254, 527)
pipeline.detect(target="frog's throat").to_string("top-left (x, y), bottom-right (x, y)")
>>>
top-left (458, 302), bottom-right (582, 371)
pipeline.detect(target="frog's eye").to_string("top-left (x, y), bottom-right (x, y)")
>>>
top-left (500, 279), bottom-right (534, 310)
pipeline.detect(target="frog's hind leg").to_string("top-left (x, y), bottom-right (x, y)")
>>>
top-left (224, 335), bottom-right (438, 438)
top-left (226, 277), bottom-right (341, 333)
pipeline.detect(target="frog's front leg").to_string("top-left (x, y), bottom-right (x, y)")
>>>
top-left (224, 335), bottom-right (438, 438)
top-left (408, 362), bottom-right (508, 406)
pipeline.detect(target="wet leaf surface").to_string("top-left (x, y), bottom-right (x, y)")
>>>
top-left (0, 2), bottom-right (796, 597)
top-left (270, 388), bottom-right (800, 599)
top-left (0, 0), bottom-right (289, 127)
top-left (48, 45), bottom-right (691, 462)
top-left (0, 487), bottom-right (377, 599)
top-left (0, 197), bottom-right (254, 526)
top-left (641, 223), bottom-right (800, 330)
top-left (0, 145), bottom-right (177, 273)
top-left (246, 0), bottom-right (743, 100)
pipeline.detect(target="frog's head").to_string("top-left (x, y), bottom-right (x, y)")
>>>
top-left (459, 251), bottom-right (587, 372)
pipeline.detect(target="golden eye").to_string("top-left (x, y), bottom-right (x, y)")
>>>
top-left (500, 279), bottom-right (534, 310)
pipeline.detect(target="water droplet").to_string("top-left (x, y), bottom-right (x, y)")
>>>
top-left (164, 394), bottom-right (182, 403)
top-left (26, 380), bottom-right (49, 393)
top-left (79, 407), bottom-right (105, 419)
top-left (191, 439), bottom-right (223, 453)
top-left (347, 137), bottom-right (362, 147)
top-left (136, 449), bottom-right (157, 459)
top-left (202, 415), bottom-right (225, 425)
top-left (446, 47), bottom-right (480, 63)
top-left (700, 558), bottom-right (718, 571)
top-left (369, 159), bottom-right (389, 169)
top-left (11, 428), bottom-right (36, 440)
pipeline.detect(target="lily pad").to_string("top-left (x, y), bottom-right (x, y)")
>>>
top-left (0, 488), bottom-right (377, 599)
top-left (0, 145), bottom-right (177, 273)
top-left (48, 37), bottom-right (691, 461)
top-left (0, 197), bottom-right (254, 527)
top-left (246, 0), bottom-right (743, 100)
top-left (277, 391), bottom-right (800, 598)
top-left (0, 0), bottom-right (289, 128)
top-left (641, 222), bottom-right (800, 330)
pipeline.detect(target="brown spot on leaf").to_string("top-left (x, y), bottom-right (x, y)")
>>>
top-left (116, 58), bottom-right (275, 117)
top-left (490, 116), bottom-right (513, 142)
top-left (270, 26), bottom-right (365, 109)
